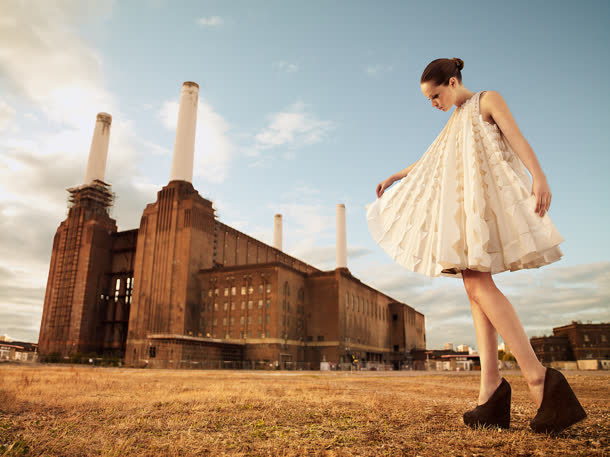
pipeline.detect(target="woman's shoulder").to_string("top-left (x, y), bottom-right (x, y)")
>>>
top-left (479, 90), bottom-right (509, 122)
top-left (480, 90), bottom-right (507, 110)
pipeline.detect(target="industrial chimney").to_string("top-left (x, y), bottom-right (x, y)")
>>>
top-left (273, 214), bottom-right (282, 251)
top-left (336, 203), bottom-right (347, 269)
top-left (83, 113), bottom-right (112, 185)
top-left (169, 81), bottom-right (199, 183)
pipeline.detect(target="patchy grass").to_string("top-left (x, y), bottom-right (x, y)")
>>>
top-left (0, 365), bottom-right (607, 456)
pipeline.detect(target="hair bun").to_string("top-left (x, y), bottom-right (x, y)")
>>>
top-left (452, 58), bottom-right (464, 71)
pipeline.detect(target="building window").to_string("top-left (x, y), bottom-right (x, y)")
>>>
top-left (149, 346), bottom-right (156, 358)
top-left (240, 316), bottom-right (244, 325)
top-left (223, 317), bottom-right (227, 325)
top-left (248, 316), bottom-right (251, 324)
top-left (208, 289), bottom-right (212, 297)
top-left (258, 299), bottom-right (263, 309)
top-left (241, 286), bottom-right (246, 295)
top-left (231, 286), bottom-right (236, 296)
top-left (248, 300), bottom-right (253, 309)
top-left (214, 302), bottom-right (218, 311)
top-left (214, 288), bottom-right (219, 296)
top-left (266, 314), bottom-right (270, 324)
top-left (258, 315), bottom-right (262, 324)
top-left (266, 283), bottom-right (271, 293)
top-left (231, 302), bottom-right (235, 310)
top-left (248, 285), bottom-right (254, 294)
top-left (114, 278), bottom-right (121, 303)
top-left (224, 302), bottom-right (228, 311)
top-left (266, 299), bottom-right (270, 309)
top-left (259, 284), bottom-right (263, 293)
top-left (241, 301), bottom-right (245, 310)
top-left (224, 287), bottom-right (229, 296)
top-left (317, 336), bottom-right (324, 341)
top-left (230, 317), bottom-right (234, 325)
top-left (584, 334), bottom-right (589, 342)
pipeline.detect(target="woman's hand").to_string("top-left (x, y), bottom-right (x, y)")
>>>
top-left (531, 174), bottom-right (551, 217)
top-left (376, 176), bottom-right (398, 198)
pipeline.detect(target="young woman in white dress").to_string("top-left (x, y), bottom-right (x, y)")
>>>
top-left (371, 58), bottom-right (587, 434)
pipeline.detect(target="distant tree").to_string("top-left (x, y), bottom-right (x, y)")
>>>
top-left (502, 352), bottom-right (516, 362)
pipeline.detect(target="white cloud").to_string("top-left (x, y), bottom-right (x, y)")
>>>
top-left (353, 260), bottom-right (610, 350)
top-left (0, 101), bottom-right (16, 131)
top-left (365, 64), bottom-right (393, 76)
top-left (159, 95), bottom-right (235, 183)
top-left (273, 61), bottom-right (299, 73)
top-left (196, 16), bottom-right (224, 27)
top-left (253, 101), bottom-right (333, 154)
top-left (0, 0), bottom-right (175, 343)
top-left (0, 0), bottom-right (116, 129)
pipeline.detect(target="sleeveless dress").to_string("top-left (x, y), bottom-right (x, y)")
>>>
top-left (365, 90), bottom-right (564, 279)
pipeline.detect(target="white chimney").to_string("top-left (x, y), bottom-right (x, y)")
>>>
top-left (273, 214), bottom-right (282, 251)
top-left (83, 112), bottom-right (112, 185)
top-left (336, 203), bottom-right (347, 268)
top-left (169, 81), bottom-right (199, 183)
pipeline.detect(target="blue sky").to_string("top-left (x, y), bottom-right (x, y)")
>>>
top-left (1, 0), bottom-right (608, 351)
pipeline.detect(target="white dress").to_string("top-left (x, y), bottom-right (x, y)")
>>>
top-left (365, 90), bottom-right (564, 279)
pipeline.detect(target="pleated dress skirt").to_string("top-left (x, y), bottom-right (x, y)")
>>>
top-left (365, 91), bottom-right (564, 279)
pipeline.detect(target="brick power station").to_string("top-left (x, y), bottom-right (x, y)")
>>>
top-left (37, 82), bottom-right (426, 369)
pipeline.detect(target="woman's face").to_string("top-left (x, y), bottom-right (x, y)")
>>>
top-left (421, 80), bottom-right (455, 112)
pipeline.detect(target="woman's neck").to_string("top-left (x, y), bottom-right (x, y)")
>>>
top-left (454, 88), bottom-right (476, 108)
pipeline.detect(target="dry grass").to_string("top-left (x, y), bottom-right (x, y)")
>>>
top-left (0, 365), bottom-right (607, 456)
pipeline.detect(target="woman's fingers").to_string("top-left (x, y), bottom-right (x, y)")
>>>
top-left (536, 192), bottom-right (552, 216)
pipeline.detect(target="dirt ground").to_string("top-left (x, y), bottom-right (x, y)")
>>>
top-left (0, 365), bottom-right (607, 456)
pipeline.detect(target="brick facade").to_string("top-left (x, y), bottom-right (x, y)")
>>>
top-left (39, 179), bottom-right (426, 369)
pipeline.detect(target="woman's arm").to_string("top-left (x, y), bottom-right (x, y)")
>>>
top-left (390, 158), bottom-right (421, 181)
top-left (483, 91), bottom-right (546, 180)
top-left (484, 91), bottom-right (551, 216)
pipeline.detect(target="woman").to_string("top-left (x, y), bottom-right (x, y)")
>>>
top-left (365, 57), bottom-right (587, 434)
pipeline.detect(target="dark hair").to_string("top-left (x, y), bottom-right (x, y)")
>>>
top-left (420, 58), bottom-right (464, 86)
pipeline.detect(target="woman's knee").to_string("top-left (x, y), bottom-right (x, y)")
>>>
top-left (462, 269), bottom-right (494, 304)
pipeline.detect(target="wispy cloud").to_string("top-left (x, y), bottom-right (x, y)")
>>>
top-left (273, 61), bottom-right (299, 73)
top-left (0, 101), bottom-right (16, 132)
top-left (196, 16), bottom-right (224, 27)
top-left (248, 101), bottom-right (333, 161)
top-left (365, 64), bottom-right (393, 76)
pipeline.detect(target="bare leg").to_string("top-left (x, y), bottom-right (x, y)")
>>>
top-left (462, 268), bottom-right (547, 409)
top-left (468, 296), bottom-right (502, 405)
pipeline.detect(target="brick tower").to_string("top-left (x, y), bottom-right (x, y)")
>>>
top-left (38, 113), bottom-right (117, 357)
top-left (124, 82), bottom-right (217, 366)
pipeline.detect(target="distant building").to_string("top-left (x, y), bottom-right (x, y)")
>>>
top-left (411, 349), bottom-right (475, 371)
top-left (530, 321), bottom-right (610, 363)
top-left (0, 341), bottom-right (38, 362)
top-left (456, 344), bottom-right (470, 353)
top-left (37, 82), bottom-right (427, 370)
top-left (442, 343), bottom-right (454, 351)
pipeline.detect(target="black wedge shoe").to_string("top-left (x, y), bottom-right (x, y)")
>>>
top-left (463, 377), bottom-right (511, 430)
top-left (529, 367), bottom-right (587, 435)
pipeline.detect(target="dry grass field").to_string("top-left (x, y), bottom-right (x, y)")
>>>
top-left (0, 364), bottom-right (607, 457)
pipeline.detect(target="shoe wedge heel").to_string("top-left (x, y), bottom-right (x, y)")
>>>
top-left (463, 377), bottom-right (511, 430)
top-left (529, 367), bottom-right (587, 435)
